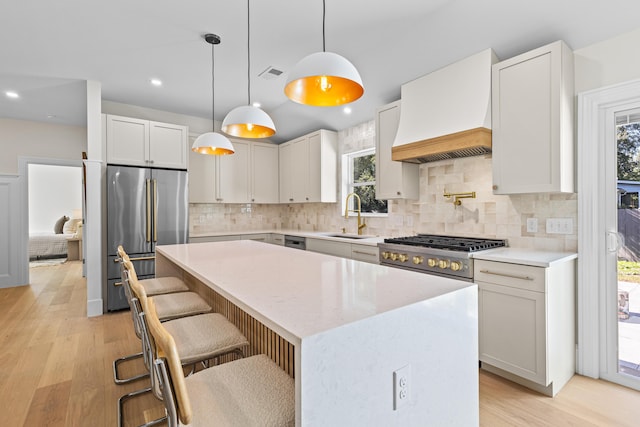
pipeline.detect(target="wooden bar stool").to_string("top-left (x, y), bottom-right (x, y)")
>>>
top-left (118, 261), bottom-right (249, 427)
top-left (113, 246), bottom-right (198, 385)
top-left (146, 297), bottom-right (295, 427)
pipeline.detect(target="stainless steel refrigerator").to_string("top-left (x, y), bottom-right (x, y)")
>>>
top-left (106, 165), bottom-right (188, 311)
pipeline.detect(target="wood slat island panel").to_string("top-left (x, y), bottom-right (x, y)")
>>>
top-left (183, 270), bottom-right (295, 377)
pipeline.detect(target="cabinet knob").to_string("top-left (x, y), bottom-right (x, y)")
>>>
top-left (306, 197), bottom-right (309, 201)
top-left (149, 160), bottom-right (154, 164)
top-left (492, 184), bottom-right (498, 190)
top-left (397, 191), bottom-right (401, 195)
top-left (289, 198), bottom-right (294, 202)
top-left (251, 198), bottom-right (255, 202)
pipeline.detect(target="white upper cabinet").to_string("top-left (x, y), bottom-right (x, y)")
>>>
top-left (189, 138), bottom-right (278, 204)
top-left (375, 100), bottom-right (419, 200)
top-left (279, 130), bottom-right (337, 203)
top-left (251, 142), bottom-right (279, 203)
top-left (149, 121), bottom-right (189, 169)
top-left (106, 114), bottom-right (188, 169)
top-left (278, 139), bottom-right (295, 203)
top-left (217, 139), bottom-right (251, 203)
top-left (491, 40), bottom-right (574, 194)
top-left (188, 134), bottom-right (216, 203)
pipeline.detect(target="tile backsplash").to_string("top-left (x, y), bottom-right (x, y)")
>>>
top-left (190, 121), bottom-right (577, 252)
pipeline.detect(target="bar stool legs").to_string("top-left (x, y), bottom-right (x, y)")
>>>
top-left (113, 352), bottom-right (150, 385)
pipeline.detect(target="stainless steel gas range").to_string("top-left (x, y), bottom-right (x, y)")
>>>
top-left (378, 234), bottom-right (507, 281)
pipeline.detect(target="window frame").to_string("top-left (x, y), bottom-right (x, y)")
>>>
top-left (341, 148), bottom-right (388, 217)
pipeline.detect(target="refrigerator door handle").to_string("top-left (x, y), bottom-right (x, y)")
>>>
top-left (146, 178), bottom-right (151, 242)
top-left (153, 179), bottom-right (158, 242)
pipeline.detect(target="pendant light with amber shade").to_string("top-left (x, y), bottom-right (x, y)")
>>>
top-left (192, 33), bottom-right (235, 155)
top-left (284, 0), bottom-right (364, 106)
top-left (221, 0), bottom-right (276, 139)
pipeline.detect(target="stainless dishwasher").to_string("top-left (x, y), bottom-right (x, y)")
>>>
top-left (284, 235), bottom-right (306, 250)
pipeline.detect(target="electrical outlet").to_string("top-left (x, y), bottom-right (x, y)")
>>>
top-left (546, 218), bottom-right (574, 234)
top-left (526, 218), bottom-right (538, 233)
top-left (393, 365), bottom-right (411, 410)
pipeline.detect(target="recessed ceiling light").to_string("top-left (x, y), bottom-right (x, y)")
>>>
top-left (150, 78), bottom-right (163, 87)
top-left (252, 102), bottom-right (261, 108)
top-left (5, 91), bottom-right (19, 99)
top-left (343, 107), bottom-right (352, 114)
top-left (46, 114), bottom-right (57, 119)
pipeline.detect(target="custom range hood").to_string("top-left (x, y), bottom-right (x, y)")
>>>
top-left (392, 48), bottom-right (498, 163)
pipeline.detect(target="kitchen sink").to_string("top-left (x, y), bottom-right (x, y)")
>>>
top-left (322, 233), bottom-right (370, 240)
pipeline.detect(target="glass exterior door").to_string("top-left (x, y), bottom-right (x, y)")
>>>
top-left (609, 107), bottom-right (640, 389)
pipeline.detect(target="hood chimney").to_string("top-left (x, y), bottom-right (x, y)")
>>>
top-left (392, 48), bottom-right (498, 163)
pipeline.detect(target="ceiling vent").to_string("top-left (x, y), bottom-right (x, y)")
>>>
top-left (259, 66), bottom-right (284, 80)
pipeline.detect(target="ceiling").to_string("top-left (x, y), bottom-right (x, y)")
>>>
top-left (2, 0), bottom-right (640, 143)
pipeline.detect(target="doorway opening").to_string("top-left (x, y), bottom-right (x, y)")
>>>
top-left (18, 157), bottom-right (83, 284)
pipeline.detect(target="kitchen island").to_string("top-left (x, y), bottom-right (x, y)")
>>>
top-left (156, 240), bottom-right (479, 426)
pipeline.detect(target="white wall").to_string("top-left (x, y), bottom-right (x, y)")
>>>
top-left (0, 118), bottom-right (87, 175)
top-left (28, 164), bottom-right (82, 233)
top-left (575, 27), bottom-right (640, 94)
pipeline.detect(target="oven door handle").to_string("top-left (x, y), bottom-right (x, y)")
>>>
top-left (478, 269), bottom-right (534, 281)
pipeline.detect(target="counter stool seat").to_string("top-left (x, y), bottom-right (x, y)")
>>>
top-left (142, 276), bottom-right (189, 296)
top-left (117, 246), bottom-right (189, 296)
top-left (177, 354), bottom-right (295, 426)
top-left (152, 292), bottom-right (212, 321)
top-left (165, 313), bottom-right (249, 365)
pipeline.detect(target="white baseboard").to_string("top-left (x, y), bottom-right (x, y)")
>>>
top-left (87, 298), bottom-right (103, 317)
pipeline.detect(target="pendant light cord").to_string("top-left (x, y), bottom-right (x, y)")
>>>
top-left (247, 0), bottom-right (251, 106)
top-left (211, 40), bottom-right (215, 127)
top-left (322, 0), bottom-right (326, 52)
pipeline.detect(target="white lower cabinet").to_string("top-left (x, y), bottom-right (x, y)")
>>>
top-left (351, 244), bottom-right (380, 264)
top-left (306, 238), bottom-right (379, 264)
top-left (190, 233), bottom-right (281, 245)
top-left (242, 233), bottom-right (269, 243)
top-left (306, 238), bottom-right (352, 258)
top-left (475, 258), bottom-right (575, 396)
top-left (269, 234), bottom-right (285, 246)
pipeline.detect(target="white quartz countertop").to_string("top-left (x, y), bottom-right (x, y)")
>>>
top-left (156, 240), bottom-right (474, 342)
top-left (471, 247), bottom-right (577, 267)
top-left (189, 229), bottom-right (385, 246)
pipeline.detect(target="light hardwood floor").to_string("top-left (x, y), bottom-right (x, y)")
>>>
top-left (0, 260), bottom-right (638, 426)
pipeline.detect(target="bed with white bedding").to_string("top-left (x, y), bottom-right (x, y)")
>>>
top-left (28, 233), bottom-right (71, 260)
top-left (29, 216), bottom-right (82, 260)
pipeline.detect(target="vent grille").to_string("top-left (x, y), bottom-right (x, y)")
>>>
top-left (415, 146), bottom-right (491, 164)
top-left (258, 66), bottom-right (284, 80)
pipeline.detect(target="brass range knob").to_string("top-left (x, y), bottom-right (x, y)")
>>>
top-left (390, 253), bottom-right (398, 261)
top-left (412, 256), bottom-right (424, 265)
top-left (398, 254), bottom-right (409, 263)
top-left (438, 259), bottom-right (450, 269)
top-left (427, 258), bottom-right (438, 267)
top-left (382, 251), bottom-right (391, 260)
top-left (450, 261), bottom-right (463, 271)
